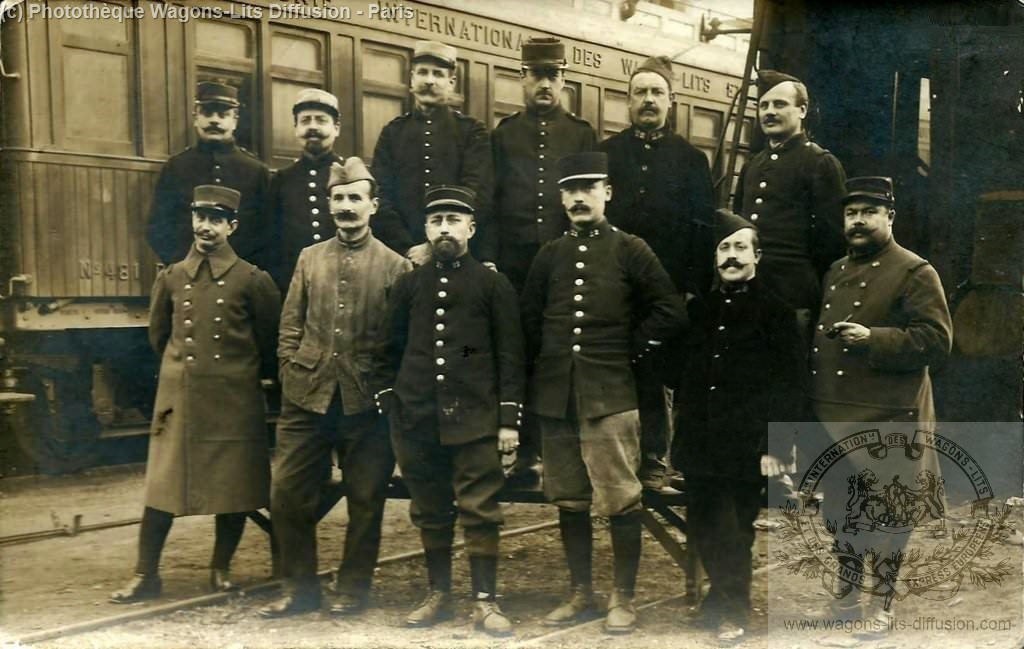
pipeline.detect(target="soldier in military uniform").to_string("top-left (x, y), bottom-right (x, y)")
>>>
top-left (671, 209), bottom-right (805, 644)
top-left (370, 41), bottom-right (493, 266)
top-left (598, 55), bottom-right (716, 491)
top-left (266, 89), bottom-right (344, 293)
top-left (112, 186), bottom-right (280, 603)
top-left (520, 153), bottom-right (687, 634)
top-left (370, 186), bottom-right (525, 637)
top-left (809, 177), bottom-right (952, 624)
top-left (146, 82), bottom-right (271, 267)
top-left (491, 36), bottom-right (597, 486)
top-left (733, 70), bottom-right (848, 329)
top-left (491, 37), bottom-right (597, 290)
top-left (259, 159), bottom-right (411, 619)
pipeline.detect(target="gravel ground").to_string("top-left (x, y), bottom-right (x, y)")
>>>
top-left (1, 465), bottom-right (1022, 649)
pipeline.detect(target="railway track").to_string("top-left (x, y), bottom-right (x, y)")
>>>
top-left (12, 518), bottom-right (563, 646)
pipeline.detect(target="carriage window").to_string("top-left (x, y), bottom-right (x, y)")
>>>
top-left (918, 78), bottom-right (931, 170)
top-left (562, 80), bottom-right (581, 116)
top-left (493, 68), bottom-right (525, 126)
top-left (52, 0), bottom-right (135, 154)
top-left (270, 28), bottom-right (328, 164)
top-left (361, 43), bottom-right (409, 159)
top-left (193, 19), bottom-right (257, 154)
top-left (450, 59), bottom-right (468, 111)
top-left (602, 89), bottom-right (629, 139)
top-left (196, 21), bottom-right (252, 59)
top-left (691, 107), bottom-right (722, 140)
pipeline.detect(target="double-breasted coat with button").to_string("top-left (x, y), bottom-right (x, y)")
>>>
top-left (267, 151), bottom-right (344, 293)
top-left (810, 239), bottom-right (952, 426)
top-left (370, 255), bottom-right (526, 445)
top-left (370, 107), bottom-right (493, 259)
top-left (491, 106), bottom-right (596, 287)
top-left (145, 244), bottom-right (281, 515)
top-left (599, 126), bottom-right (716, 296)
top-left (146, 141), bottom-right (271, 267)
top-left (520, 221), bottom-right (688, 420)
top-left (672, 279), bottom-right (806, 480)
top-left (733, 133), bottom-right (847, 310)
top-left (278, 232), bottom-right (411, 416)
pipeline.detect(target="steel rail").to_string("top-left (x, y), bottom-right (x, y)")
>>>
top-left (13, 518), bottom-right (561, 646)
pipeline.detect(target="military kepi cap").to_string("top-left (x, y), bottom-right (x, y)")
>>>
top-left (327, 157), bottom-right (375, 190)
top-left (756, 69), bottom-right (801, 94)
top-left (191, 185), bottom-right (241, 215)
top-left (632, 55), bottom-right (674, 90)
top-left (522, 37), bottom-right (567, 69)
top-left (425, 185), bottom-right (476, 214)
top-left (293, 88), bottom-right (339, 120)
top-left (714, 208), bottom-right (757, 246)
top-left (842, 176), bottom-right (895, 205)
top-left (557, 152), bottom-right (608, 184)
top-left (195, 81), bottom-right (240, 108)
top-left (413, 40), bottom-right (457, 69)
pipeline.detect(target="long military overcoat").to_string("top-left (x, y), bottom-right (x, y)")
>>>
top-left (144, 244), bottom-right (281, 515)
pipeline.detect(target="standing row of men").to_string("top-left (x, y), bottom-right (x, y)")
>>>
top-left (129, 33), bottom-right (952, 643)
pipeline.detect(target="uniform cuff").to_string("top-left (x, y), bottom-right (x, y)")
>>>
top-left (500, 401), bottom-right (523, 429)
top-left (374, 388), bottom-right (396, 415)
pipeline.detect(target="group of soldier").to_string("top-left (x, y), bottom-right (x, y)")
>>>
top-left (111, 35), bottom-right (953, 644)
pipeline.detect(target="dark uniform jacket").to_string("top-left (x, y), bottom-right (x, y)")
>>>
top-left (267, 151), bottom-right (344, 293)
top-left (278, 232), bottom-right (411, 416)
top-left (370, 106), bottom-right (493, 259)
top-left (146, 140), bottom-right (271, 267)
top-left (521, 221), bottom-right (688, 420)
top-left (491, 106), bottom-right (596, 271)
top-left (811, 239), bottom-right (952, 426)
top-left (371, 255), bottom-right (525, 445)
top-left (146, 244), bottom-right (281, 515)
top-left (599, 126), bottom-right (715, 296)
top-left (672, 279), bottom-right (805, 480)
top-left (733, 132), bottom-right (847, 310)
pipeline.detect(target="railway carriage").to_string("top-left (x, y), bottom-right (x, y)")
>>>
top-left (0, 0), bottom-right (748, 472)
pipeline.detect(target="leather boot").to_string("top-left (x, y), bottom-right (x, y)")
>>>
top-left (604, 589), bottom-right (637, 634)
top-left (542, 585), bottom-right (595, 626)
top-left (209, 568), bottom-right (237, 593)
top-left (110, 573), bottom-right (162, 604)
top-left (258, 583), bottom-right (321, 618)
top-left (405, 590), bottom-right (454, 627)
top-left (473, 599), bottom-right (513, 636)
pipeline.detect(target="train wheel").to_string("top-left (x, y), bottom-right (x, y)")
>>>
top-left (12, 370), bottom-right (102, 474)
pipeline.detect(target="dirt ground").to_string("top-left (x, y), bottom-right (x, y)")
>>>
top-left (0, 464), bottom-right (1022, 649)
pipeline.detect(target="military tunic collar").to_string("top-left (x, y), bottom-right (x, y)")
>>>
top-left (568, 220), bottom-right (612, 238)
top-left (301, 150), bottom-right (342, 166)
top-left (335, 229), bottom-right (372, 250)
top-left (768, 132), bottom-right (809, 152)
top-left (849, 236), bottom-right (894, 261)
top-left (631, 125), bottom-right (670, 142)
top-left (196, 139), bottom-right (237, 154)
top-left (434, 253), bottom-right (469, 270)
top-left (413, 104), bottom-right (451, 120)
top-left (181, 243), bottom-right (239, 280)
top-left (526, 104), bottom-right (564, 121)
top-left (719, 280), bottom-right (751, 294)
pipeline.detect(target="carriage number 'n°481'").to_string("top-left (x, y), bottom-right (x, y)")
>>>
top-left (79, 260), bottom-right (141, 281)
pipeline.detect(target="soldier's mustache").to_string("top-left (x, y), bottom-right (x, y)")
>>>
top-left (569, 205), bottom-right (590, 213)
top-left (204, 126), bottom-right (225, 133)
top-left (334, 211), bottom-right (358, 221)
top-left (718, 259), bottom-right (745, 270)
top-left (303, 131), bottom-right (324, 139)
top-left (847, 226), bottom-right (873, 236)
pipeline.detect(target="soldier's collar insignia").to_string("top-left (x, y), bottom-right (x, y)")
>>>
top-left (633, 126), bottom-right (668, 142)
top-left (434, 259), bottom-right (462, 270)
